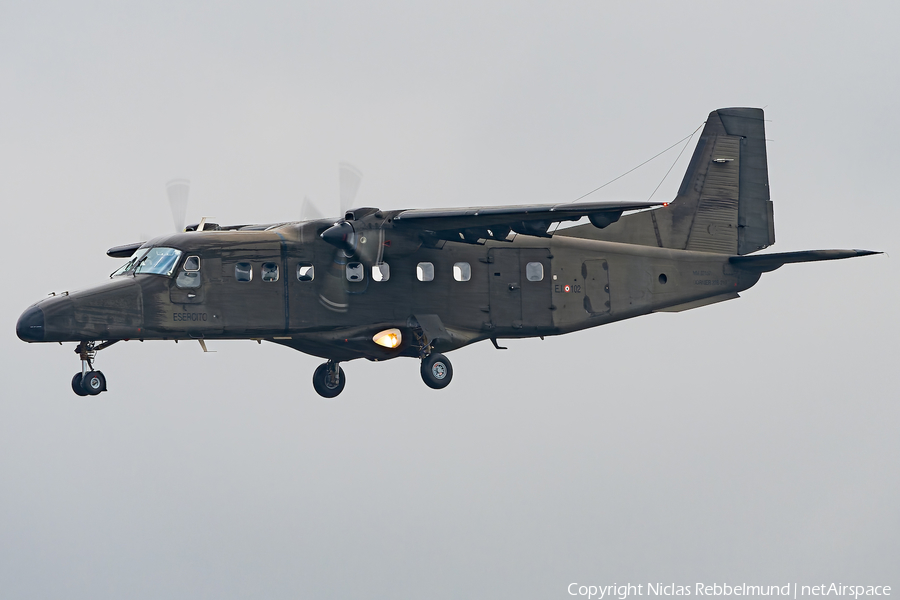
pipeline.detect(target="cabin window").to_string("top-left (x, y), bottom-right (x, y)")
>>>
top-left (453, 262), bottom-right (471, 282)
top-left (346, 262), bottom-right (365, 282)
top-left (417, 262), bottom-right (434, 282)
top-left (261, 262), bottom-right (279, 282)
top-left (176, 257), bottom-right (202, 289)
top-left (372, 263), bottom-right (390, 282)
top-left (297, 263), bottom-right (314, 281)
top-left (526, 262), bottom-right (544, 281)
top-left (235, 262), bottom-right (253, 282)
top-left (183, 256), bottom-right (200, 271)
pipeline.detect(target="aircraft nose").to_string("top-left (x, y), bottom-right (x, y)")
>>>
top-left (16, 305), bottom-right (45, 342)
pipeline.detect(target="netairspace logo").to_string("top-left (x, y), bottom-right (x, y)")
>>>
top-left (566, 584), bottom-right (892, 600)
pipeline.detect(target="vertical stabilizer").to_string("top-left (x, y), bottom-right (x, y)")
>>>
top-left (560, 108), bottom-right (774, 255)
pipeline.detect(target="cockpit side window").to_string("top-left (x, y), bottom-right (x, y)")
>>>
top-left (133, 247), bottom-right (183, 277)
top-left (176, 255), bottom-right (202, 288)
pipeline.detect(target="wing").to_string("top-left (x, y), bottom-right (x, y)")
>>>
top-left (392, 200), bottom-right (662, 242)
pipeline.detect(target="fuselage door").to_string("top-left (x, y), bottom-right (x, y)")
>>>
top-left (170, 254), bottom-right (205, 304)
top-left (163, 254), bottom-right (224, 336)
top-left (218, 247), bottom-right (286, 335)
top-left (488, 248), bottom-right (522, 329)
top-left (582, 259), bottom-right (611, 315)
top-left (519, 248), bottom-right (553, 330)
top-left (488, 248), bottom-right (552, 331)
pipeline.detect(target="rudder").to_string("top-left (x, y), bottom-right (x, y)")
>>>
top-left (717, 108), bottom-right (774, 254)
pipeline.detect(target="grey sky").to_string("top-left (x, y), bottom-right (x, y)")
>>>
top-left (1, 1), bottom-right (897, 598)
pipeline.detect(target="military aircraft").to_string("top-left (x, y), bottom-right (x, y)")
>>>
top-left (16, 107), bottom-right (879, 397)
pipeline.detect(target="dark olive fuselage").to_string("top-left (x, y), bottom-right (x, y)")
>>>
top-left (16, 108), bottom-right (877, 396)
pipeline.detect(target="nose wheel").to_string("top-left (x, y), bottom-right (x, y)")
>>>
top-left (72, 373), bottom-right (89, 396)
top-left (312, 361), bottom-right (346, 398)
top-left (73, 370), bottom-right (107, 396)
top-left (71, 341), bottom-right (112, 396)
top-left (420, 353), bottom-right (453, 389)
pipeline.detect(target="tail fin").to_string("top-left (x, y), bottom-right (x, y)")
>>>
top-left (560, 107), bottom-right (775, 255)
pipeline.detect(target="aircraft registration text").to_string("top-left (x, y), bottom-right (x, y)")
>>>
top-left (555, 284), bottom-right (582, 294)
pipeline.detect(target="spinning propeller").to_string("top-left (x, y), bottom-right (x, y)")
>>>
top-left (166, 179), bottom-right (191, 233)
top-left (113, 179), bottom-right (193, 258)
top-left (300, 161), bottom-right (363, 222)
top-left (309, 163), bottom-right (388, 313)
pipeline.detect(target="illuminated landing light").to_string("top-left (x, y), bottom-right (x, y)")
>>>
top-left (373, 328), bottom-right (402, 349)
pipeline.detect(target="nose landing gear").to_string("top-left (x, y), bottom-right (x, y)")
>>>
top-left (75, 370), bottom-right (107, 395)
top-left (71, 341), bottom-right (113, 396)
top-left (71, 373), bottom-right (89, 396)
top-left (312, 360), bottom-right (346, 398)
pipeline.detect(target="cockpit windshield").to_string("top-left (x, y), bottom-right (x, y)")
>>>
top-left (112, 248), bottom-right (150, 277)
top-left (133, 247), bottom-right (183, 277)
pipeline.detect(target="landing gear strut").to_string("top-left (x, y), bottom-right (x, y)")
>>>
top-left (312, 360), bottom-right (346, 398)
top-left (71, 341), bottom-right (112, 396)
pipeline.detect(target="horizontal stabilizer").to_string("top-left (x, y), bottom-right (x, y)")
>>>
top-left (729, 249), bottom-right (881, 272)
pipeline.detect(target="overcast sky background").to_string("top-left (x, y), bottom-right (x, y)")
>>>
top-left (1, 1), bottom-right (898, 598)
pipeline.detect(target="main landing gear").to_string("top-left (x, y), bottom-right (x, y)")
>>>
top-left (312, 360), bottom-right (346, 398)
top-left (413, 326), bottom-right (452, 390)
top-left (420, 352), bottom-right (452, 389)
top-left (310, 351), bottom-right (454, 398)
top-left (71, 341), bottom-right (113, 396)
